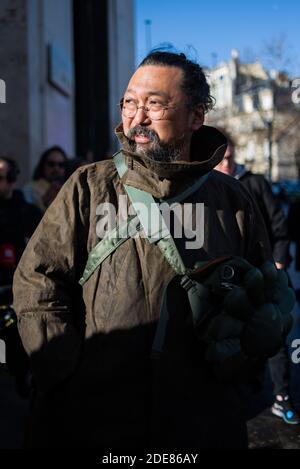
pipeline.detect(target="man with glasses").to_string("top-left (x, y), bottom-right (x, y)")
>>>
top-left (23, 146), bottom-right (67, 212)
top-left (13, 50), bottom-right (293, 449)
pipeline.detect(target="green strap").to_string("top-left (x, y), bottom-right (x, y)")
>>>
top-left (113, 151), bottom-right (128, 178)
top-left (114, 151), bottom-right (186, 275)
top-left (114, 151), bottom-right (212, 355)
top-left (79, 149), bottom-right (206, 286)
top-left (79, 215), bottom-right (140, 286)
top-left (114, 152), bottom-right (171, 241)
top-left (79, 150), bottom-right (210, 356)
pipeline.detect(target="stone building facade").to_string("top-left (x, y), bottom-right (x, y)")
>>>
top-left (206, 50), bottom-right (300, 181)
top-left (0, 0), bottom-right (135, 185)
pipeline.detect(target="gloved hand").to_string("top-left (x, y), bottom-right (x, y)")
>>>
top-left (186, 258), bottom-right (295, 381)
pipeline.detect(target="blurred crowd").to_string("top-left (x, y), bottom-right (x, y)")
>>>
top-left (0, 148), bottom-right (99, 398)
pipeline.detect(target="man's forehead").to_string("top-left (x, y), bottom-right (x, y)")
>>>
top-left (126, 65), bottom-right (184, 95)
top-left (126, 88), bottom-right (169, 100)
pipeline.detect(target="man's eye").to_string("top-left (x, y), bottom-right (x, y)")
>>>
top-left (149, 100), bottom-right (163, 107)
top-left (124, 98), bottom-right (136, 105)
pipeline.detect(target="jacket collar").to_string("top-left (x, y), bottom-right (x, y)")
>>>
top-left (114, 124), bottom-right (227, 199)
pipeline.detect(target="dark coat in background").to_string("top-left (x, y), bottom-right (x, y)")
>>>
top-left (236, 170), bottom-right (290, 266)
top-left (0, 190), bottom-right (42, 389)
top-left (287, 199), bottom-right (300, 270)
top-left (0, 190), bottom-right (42, 287)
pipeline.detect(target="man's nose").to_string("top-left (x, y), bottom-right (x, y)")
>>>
top-left (132, 107), bottom-right (151, 126)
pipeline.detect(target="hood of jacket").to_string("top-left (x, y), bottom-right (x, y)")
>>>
top-left (115, 124), bottom-right (227, 199)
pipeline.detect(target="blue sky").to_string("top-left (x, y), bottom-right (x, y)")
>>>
top-left (135, 0), bottom-right (300, 76)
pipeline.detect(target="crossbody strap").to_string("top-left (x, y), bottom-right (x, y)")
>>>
top-left (79, 215), bottom-right (141, 285)
top-left (80, 151), bottom-right (210, 285)
top-left (114, 151), bottom-right (187, 275)
top-left (114, 151), bottom-right (211, 355)
top-left (79, 150), bottom-right (210, 356)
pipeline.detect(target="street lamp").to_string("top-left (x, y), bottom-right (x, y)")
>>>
top-left (255, 85), bottom-right (275, 181)
top-left (260, 108), bottom-right (274, 181)
top-left (267, 119), bottom-right (273, 181)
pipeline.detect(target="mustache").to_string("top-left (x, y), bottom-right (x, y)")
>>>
top-left (127, 126), bottom-right (160, 142)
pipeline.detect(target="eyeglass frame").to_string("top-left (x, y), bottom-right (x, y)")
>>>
top-left (119, 98), bottom-right (177, 121)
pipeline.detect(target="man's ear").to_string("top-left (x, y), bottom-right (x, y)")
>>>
top-left (191, 104), bottom-right (204, 131)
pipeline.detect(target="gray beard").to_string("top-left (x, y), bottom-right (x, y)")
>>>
top-left (126, 135), bottom-right (187, 162)
top-left (136, 142), bottom-right (185, 162)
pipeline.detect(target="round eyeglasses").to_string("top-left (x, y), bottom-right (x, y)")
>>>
top-left (119, 98), bottom-right (176, 121)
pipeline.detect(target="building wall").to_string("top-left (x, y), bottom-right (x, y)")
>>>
top-left (0, 0), bottom-right (134, 183)
top-left (27, 0), bottom-right (75, 176)
top-left (0, 0), bottom-right (75, 185)
top-left (42, 0), bottom-right (75, 154)
top-left (0, 0), bottom-right (30, 184)
top-left (207, 54), bottom-right (299, 181)
top-left (108, 0), bottom-right (135, 152)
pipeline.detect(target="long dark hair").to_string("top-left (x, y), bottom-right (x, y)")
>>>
top-left (33, 146), bottom-right (68, 180)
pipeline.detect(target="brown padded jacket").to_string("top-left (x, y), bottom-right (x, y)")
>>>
top-left (13, 125), bottom-right (272, 448)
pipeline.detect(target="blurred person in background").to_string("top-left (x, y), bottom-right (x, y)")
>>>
top-left (0, 157), bottom-right (42, 397)
top-left (23, 146), bottom-right (68, 213)
top-left (66, 148), bottom-right (96, 178)
top-left (287, 199), bottom-right (300, 302)
top-left (85, 149), bottom-right (95, 164)
top-left (215, 133), bottom-right (300, 425)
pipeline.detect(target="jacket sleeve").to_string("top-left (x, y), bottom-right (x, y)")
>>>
top-left (244, 190), bottom-right (274, 267)
top-left (13, 169), bottom-right (89, 394)
top-left (287, 200), bottom-right (300, 242)
top-left (251, 176), bottom-right (290, 266)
